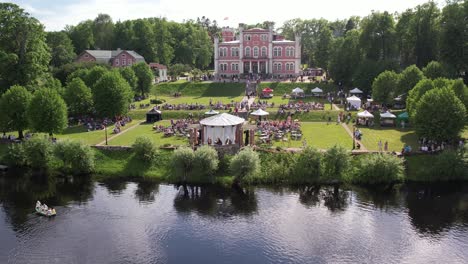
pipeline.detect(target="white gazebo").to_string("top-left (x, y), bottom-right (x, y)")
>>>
top-left (350, 88), bottom-right (363, 94)
top-left (291, 87), bottom-right (304, 98)
top-left (357, 110), bottom-right (374, 118)
top-left (200, 113), bottom-right (245, 146)
top-left (204, 109), bottom-right (219, 115)
top-left (250, 109), bottom-right (269, 116)
top-left (357, 110), bottom-right (374, 126)
top-left (380, 111), bottom-right (397, 126)
top-left (346, 95), bottom-right (362, 110)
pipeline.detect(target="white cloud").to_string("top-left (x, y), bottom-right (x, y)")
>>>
top-left (14, 0), bottom-right (442, 31)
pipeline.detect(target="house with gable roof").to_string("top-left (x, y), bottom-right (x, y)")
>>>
top-left (76, 48), bottom-right (145, 67)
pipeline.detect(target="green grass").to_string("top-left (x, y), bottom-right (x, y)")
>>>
top-left (268, 122), bottom-right (352, 149)
top-left (154, 82), bottom-right (245, 97)
top-left (352, 126), bottom-right (419, 152)
top-left (55, 120), bottom-right (140, 145)
top-left (153, 95), bottom-right (246, 105)
top-left (107, 121), bottom-right (190, 147)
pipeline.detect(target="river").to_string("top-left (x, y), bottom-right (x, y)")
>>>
top-left (0, 175), bottom-right (467, 264)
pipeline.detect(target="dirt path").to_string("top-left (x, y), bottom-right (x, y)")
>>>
top-left (340, 123), bottom-right (367, 151)
top-left (332, 103), bottom-right (340, 110)
top-left (95, 120), bottom-right (144, 146)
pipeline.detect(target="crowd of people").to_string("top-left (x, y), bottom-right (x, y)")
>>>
top-left (255, 117), bottom-right (302, 143)
top-left (277, 101), bottom-right (325, 114)
top-left (153, 119), bottom-right (194, 137)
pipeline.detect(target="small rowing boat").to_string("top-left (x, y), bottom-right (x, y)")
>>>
top-left (35, 201), bottom-right (56, 217)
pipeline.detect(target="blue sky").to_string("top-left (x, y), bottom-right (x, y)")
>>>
top-left (7, 0), bottom-right (441, 31)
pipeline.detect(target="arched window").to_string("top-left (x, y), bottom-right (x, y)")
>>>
top-left (220, 63), bottom-right (228, 71)
top-left (261, 47), bottom-right (267, 57)
top-left (245, 47), bottom-right (251, 57)
top-left (231, 48), bottom-right (239, 57)
top-left (261, 34), bottom-right (268, 41)
top-left (274, 63), bottom-right (282, 71)
top-left (253, 46), bottom-right (259, 57)
top-left (244, 34), bottom-right (251, 41)
top-left (273, 47), bottom-right (282, 57)
top-left (286, 47), bottom-right (295, 57)
top-left (219, 47), bottom-right (227, 57)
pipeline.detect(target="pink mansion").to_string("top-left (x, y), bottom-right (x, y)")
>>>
top-left (214, 23), bottom-right (301, 78)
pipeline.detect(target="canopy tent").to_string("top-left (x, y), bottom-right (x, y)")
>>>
top-left (350, 88), bottom-right (363, 94)
top-left (146, 108), bottom-right (162, 123)
top-left (262, 88), bottom-right (274, 93)
top-left (357, 110), bottom-right (374, 118)
top-left (292, 87), bottom-right (304, 94)
top-left (398, 112), bottom-right (409, 121)
top-left (346, 95), bottom-right (362, 110)
top-left (311, 87), bottom-right (323, 93)
top-left (250, 109), bottom-right (269, 116)
top-left (380, 111), bottom-right (396, 118)
top-left (380, 111), bottom-right (396, 126)
top-left (204, 109), bottom-right (219, 115)
top-left (200, 113), bottom-right (245, 146)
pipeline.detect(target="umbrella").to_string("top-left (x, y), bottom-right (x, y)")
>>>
top-left (250, 109), bottom-right (269, 116)
top-left (262, 88), bottom-right (274, 93)
top-left (204, 109), bottom-right (219, 115)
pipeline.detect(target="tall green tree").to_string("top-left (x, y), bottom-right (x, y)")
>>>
top-left (152, 18), bottom-right (174, 65)
top-left (406, 78), bottom-right (435, 116)
top-left (398, 65), bottom-right (424, 95)
top-left (0, 85), bottom-right (32, 139)
top-left (413, 87), bottom-right (466, 141)
top-left (0, 3), bottom-right (51, 90)
top-left (372, 70), bottom-right (400, 104)
top-left (329, 30), bottom-right (361, 87)
top-left (93, 14), bottom-right (114, 50)
top-left (28, 88), bottom-right (68, 135)
top-left (86, 65), bottom-right (108, 89)
top-left (422, 61), bottom-right (448, 79)
top-left (93, 71), bottom-right (132, 117)
top-left (67, 20), bottom-right (94, 54)
top-left (132, 19), bottom-right (156, 62)
top-left (64, 78), bottom-right (93, 116)
top-left (46, 31), bottom-right (76, 67)
top-left (360, 11), bottom-right (398, 61)
top-left (119, 67), bottom-right (138, 93)
top-left (315, 27), bottom-right (333, 68)
top-left (132, 62), bottom-right (153, 97)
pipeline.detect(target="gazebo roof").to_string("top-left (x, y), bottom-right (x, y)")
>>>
top-left (346, 95), bottom-right (361, 102)
top-left (380, 111), bottom-right (396, 118)
top-left (204, 109), bottom-right (219, 115)
top-left (350, 88), bottom-right (363, 94)
top-left (200, 113), bottom-right (245, 126)
top-left (311, 87), bottom-right (323, 93)
top-left (147, 107), bottom-right (161, 114)
top-left (292, 87), bottom-right (304, 93)
top-left (357, 110), bottom-right (374, 118)
top-left (262, 87), bottom-right (274, 93)
top-left (250, 109), bottom-right (269, 116)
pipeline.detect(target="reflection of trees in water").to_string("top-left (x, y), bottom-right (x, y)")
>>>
top-left (173, 185), bottom-right (258, 217)
top-left (405, 183), bottom-right (468, 236)
top-left (135, 181), bottom-right (159, 203)
top-left (0, 173), bottom-right (93, 228)
top-left (295, 185), bottom-right (350, 212)
top-left (352, 185), bottom-right (403, 211)
top-left (99, 179), bottom-right (128, 194)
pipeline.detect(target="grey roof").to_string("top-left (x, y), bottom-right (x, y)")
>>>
top-left (84, 50), bottom-right (145, 63)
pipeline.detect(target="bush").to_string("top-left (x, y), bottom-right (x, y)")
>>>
top-left (321, 145), bottom-right (351, 183)
top-left (351, 154), bottom-right (404, 184)
top-left (171, 147), bottom-right (195, 182)
top-left (23, 137), bottom-right (53, 170)
top-left (5, 143), bottom-right (27, 167)
top-left (292, 147), bottom-right (322, 184)
top-left (150, 99), bottom-right (166, 104)
top-left (54, 140), bottom-right (95, 174)
top-left (229, 147), bottom-right (260, 183)
top-left (193, 145), bottom-right (219, 182)
top-left (425, 150), bottom-right (467, 181)
top-left (257, 152), bottom-right (294, 184)
top-left (132, 136), bottom-right (157, 162)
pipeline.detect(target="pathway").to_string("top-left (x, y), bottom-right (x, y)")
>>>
top-left (96, 120), bottom-right (144, 146)
top-left (332, 103), bottom-right (340, 111)
top-left (241, 96), bottom-right (256, 110)
top-left (340, 123), bottom-right (367, 151)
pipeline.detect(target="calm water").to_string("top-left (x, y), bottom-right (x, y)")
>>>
top-left (0, 175), bottom-right (467, 264)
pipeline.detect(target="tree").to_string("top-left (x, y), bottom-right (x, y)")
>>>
top-left (292, 147), bottom-right (322, 183)
top-left (329, 30), bottom-right (361, 87)
top-left (93, 71), bottom-right (132, 118)
top-left (372, 70), bottom-right (400, 104)
top-left (0, 85), bottom-right (32, 139)
top-left (315, 27), bottom-right (333, 68)
top-left (398, 65), bottom-right (424, 95)
top-left (168, 64), bottom-right (192, 80)
top-left (93, 14), bottom-right (114, 50)
top-left (321, 145), bottom-right (351, 183)
top-left (360, 11), bottom-right (398, 61)
top-left (86, 65), bottom-right (108, 89)
top-left (132, 136), bottom-right (157, 163)
top-left (0, 3), bottom-right (51, 89)
top-left (422, 61), bottom-right (447, 79)
top-left (172, 147), bottom-right (195, 182)
top-left (353, 154), bottom-right (404, 184)
top-left (64, 78), bottom-right (93, 116)
top-left (28, 88), bottom-right (68, 135)
top-left (67, 20), bottom-right (94, 54)
top-left (193, 145), bottom-right (219, 182)
top-left (132, 62), bottom-right (154, 97)
top-left (132, 19), bottom-right (156, 62)
top-left (119, 67), bottom-right (138, 93)
top-left (413, 87), bottom-right (466, 141)
top-left (46, 31), bottom-right (76, 67)
top-left (450, 79), bottom-right (468, 109)
top-left (406, 78), bottom-right (434, 116)
top-left (229, 147), bottom-right (260, 184)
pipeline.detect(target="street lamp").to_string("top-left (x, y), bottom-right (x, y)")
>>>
top-left (105, 125), bottom-right (108, 145)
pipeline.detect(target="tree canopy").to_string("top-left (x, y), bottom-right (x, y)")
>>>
top-left (28, 88), bottom-right (68, 135)
top-left (132, 62), bottom-right (154, 97)
top-left (0, 85), bottom-right (32, 138)
top-left (372, 70), bottom-right (400, 104)
top-left (64, 78), bottom-right (94, 116)
top-left (92, 71), bottom-right (132, 118)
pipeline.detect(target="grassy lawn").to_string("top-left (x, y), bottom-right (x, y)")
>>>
top-left (269, 122), bottom-right (352, 149)
top-left (107, 121), bottom-right (189, 147)
top-left (56, 120), bottom-right (140, 145)
top-left (153, 95), bottom-right (246, 105)
top-left (351, 126), bottom-right (419, 152)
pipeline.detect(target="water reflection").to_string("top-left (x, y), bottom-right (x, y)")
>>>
top-left (173, 185), bottom-right (258, 217)
top-left (135, 180), bottom-right (159, 203)
top-left (295, 186), bottom-right (350, 212)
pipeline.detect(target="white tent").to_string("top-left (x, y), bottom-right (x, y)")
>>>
top-left (204, 109), bottom-right (219, 115)
top-left (250, 109), bottom-right (269, 116)
top-left (311, 87), bottom-right (323, 93)
top-left (200, 113), bottom-right (245, 145)
top-left (346, 95), bottom-right (362, 109)
top-left (357, 110), bottom-right (374, 118)
top-left (380, 111), bottom-right (396, 119)
top-left (350, 88), bottom-right (363, 94)
top-left (292, 87), bottom-right (304, 94)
